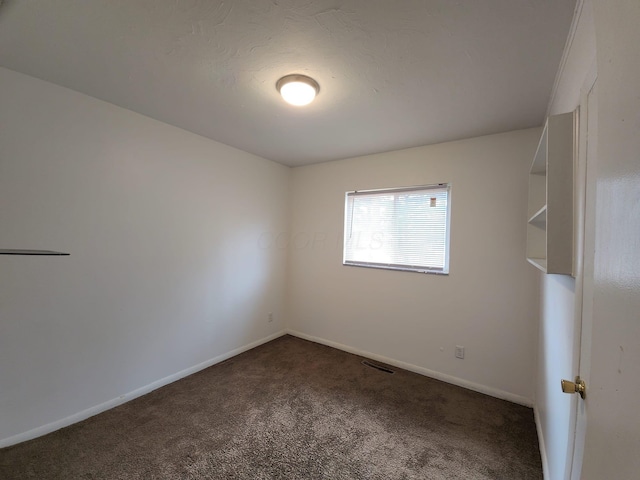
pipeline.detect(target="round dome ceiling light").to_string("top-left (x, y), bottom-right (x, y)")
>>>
top-left (276, 74), bottom-right (319, 106)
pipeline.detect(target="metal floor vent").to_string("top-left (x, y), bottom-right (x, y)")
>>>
top-left (361, 360), bottom-right (395, 374)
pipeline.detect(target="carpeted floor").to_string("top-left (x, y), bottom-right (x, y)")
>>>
top-left (0, 335), bottom-right (542, 479)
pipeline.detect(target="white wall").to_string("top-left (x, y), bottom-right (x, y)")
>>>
top-left (534, 1), bottom-right (596, 478)
top-left (287, 129), bottom-right (540, 403)
top-left (536, 274), bottom-right (577, 479)
top-left (0, 67), bottom-right (290, 446)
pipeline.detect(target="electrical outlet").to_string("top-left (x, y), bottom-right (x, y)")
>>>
top-left (455, 345), bottom-right (465, 359)
top-left (268, 312), bottom-right (273, 323)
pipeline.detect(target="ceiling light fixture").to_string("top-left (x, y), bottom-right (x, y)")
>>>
top-left (276, 74), bottom-right (319, 106)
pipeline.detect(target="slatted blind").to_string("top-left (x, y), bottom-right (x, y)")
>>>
top-left (343, 184), bottom-right (450, 274)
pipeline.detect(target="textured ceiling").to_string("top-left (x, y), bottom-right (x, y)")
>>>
top-left (0, 0), bottom-right (576, 166)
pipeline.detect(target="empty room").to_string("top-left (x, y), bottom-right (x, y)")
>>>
top-left (0, 1), bottom-right (638, 479)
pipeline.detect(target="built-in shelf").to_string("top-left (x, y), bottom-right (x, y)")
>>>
top-left (526, 110), bottom-right (576, 276)
top-left (0, 249), bottom-right (70, 256)
top-left (527, 257), bottom-right (548, 272)
top-left (530, 127), bottom-right (548, 174)
top-left (528, 205), bottom-right (547, 225)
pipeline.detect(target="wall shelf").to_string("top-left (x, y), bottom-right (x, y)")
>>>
top-left (0, 249), bottom-right (70, 256)
top-left (528, 205), bottom-right (547, 225)
top-left (526, 111), bottom-right (576, 275)
top-left (527, 257), bottom-right (548, 273)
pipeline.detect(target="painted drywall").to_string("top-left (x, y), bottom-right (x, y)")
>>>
top-left (536, 274), bottom-right (577, 479)
top-left (0, 1), bottom-right (576, 166)
top-left (0, 67), bottom-right (289, 445)
top-left (534, 1), bottom-right (596, 478)
top-left (287, 129), bottom-right (541, 403)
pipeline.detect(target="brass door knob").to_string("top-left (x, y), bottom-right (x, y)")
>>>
top-left (561, 376), bottom-right (586, 399)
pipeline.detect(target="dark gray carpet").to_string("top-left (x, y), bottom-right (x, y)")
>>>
top-left (0, 335), bottom-right (542, 479)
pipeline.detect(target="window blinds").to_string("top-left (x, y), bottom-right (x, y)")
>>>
top-left (343, 184), bottom-right (450, 274)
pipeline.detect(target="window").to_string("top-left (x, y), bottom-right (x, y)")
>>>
top-left (343, 184), bottom-right (451, 274)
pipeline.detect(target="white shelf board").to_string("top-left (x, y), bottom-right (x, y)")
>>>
top-left (527, 257), bottom-right (547, 273)
top-left (0, 249), bottom-right (70, 256)
top-left (528, 205), bottom-right (547, 225)
top-left (530, 127), bottom-right (548, 174)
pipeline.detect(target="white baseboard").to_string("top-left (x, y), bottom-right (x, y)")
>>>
top-left (0, 330), bottom-right (287, 448)
top-left (286, 329), bottom-right (533, 407)
top-left (2, 329), bottom-right (534, 448)
top-left (534, 405), bottom-right (550, 479)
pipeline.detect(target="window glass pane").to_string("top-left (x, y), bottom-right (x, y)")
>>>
top-left (344, 184), bottom-right (450, 274)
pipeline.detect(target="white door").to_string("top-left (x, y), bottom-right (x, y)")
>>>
top-left (570, 2), bottom-right (640, 476)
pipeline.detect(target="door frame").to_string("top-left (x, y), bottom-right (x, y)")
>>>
top-left (567, 59), bottom-right (598, 480)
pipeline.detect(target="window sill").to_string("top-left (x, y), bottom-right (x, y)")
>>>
top-left (343, 261), bottom-right (448, 275)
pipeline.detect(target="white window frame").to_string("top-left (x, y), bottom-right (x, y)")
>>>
top-left (343, 183), bottom-right (451, 275)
